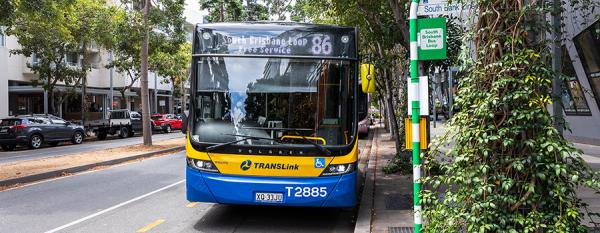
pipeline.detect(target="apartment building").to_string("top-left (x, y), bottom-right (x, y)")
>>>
top-left (0, 28), bottom-right (183, 122)
top-left (560, 4), bottom-right (600, 144)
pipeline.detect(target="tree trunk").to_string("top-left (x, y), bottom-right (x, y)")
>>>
top-left (119, 89), bottom-right (127, 109)
top-left (49, 88), bottom-right (55, 115)
top-left (140, 0), bottom-right (152, 146)
top-left (383, 68), bottom-right (402, 154)
top-left (81, 76), bottom-right (87, 125)
top-left (170, 82), bottom-right (175, 114)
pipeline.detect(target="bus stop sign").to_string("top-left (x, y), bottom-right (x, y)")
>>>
top-left (417, 17), bottom-right (447, 60)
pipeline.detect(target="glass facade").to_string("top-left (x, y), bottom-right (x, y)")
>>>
top-left (8, 93), bottom-right (44, 116)
top-left (574, 19), bottom-right (600, 110)
top-left (561, 46), bottom-right (591, 115)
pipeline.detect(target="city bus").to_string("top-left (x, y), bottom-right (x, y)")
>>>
top-left (185, 22), bottom-right (361, 207)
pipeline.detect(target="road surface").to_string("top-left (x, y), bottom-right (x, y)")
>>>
top-left (0, 139), bottom-right (368, 233)
top-left (0, 133), bottom-right (184, 164)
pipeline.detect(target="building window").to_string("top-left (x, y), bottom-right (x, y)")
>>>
top-left (574, 19), bottom-right (600, 110)
top-left (66, 52), bottom-right (79, 66)
top-left (31, 53), bottom-right (38, 65)
top-left (561, 46), bottom-right (591, 115)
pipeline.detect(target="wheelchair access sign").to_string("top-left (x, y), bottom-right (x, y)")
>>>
top-left (417, 17), bottom-right (447, 60)
top-left (314, 158), bottom-right (325, 168)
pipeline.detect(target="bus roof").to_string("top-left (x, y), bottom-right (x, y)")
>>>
top-left (195, 22), bottom-right (356, 31)
top-left (193, 22), bottom-right (357, 59)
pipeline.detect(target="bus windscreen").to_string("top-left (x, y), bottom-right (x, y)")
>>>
top-left (190, 57), bottom-right (356, 147)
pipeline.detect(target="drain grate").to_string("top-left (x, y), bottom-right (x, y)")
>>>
top-left (388, 227), bottom-right (414, 233)
top-left (384, 193), bottom-right (413, 210)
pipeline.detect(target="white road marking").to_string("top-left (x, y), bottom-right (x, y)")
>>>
top-left (44, 179), bottom-right (186, 233)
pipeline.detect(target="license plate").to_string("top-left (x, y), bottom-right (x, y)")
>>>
top-left (0, 128), bottom-right (7, 133)
top-left (255, 192), bottom-right (284, 203)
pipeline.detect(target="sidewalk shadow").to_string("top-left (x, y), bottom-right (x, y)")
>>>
top-left (193, 204), bottom-right (356, 233)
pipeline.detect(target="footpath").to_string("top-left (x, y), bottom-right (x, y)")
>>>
top-left (355, 126), bottom-right (415, 233)
top-left (356, 121), bottom-right (600, 232)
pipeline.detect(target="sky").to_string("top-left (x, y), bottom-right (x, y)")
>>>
top-left (184, 0), bottom-right (206, 24)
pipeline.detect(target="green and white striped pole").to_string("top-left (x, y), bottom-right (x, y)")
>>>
top-left (409, 0), bottom-right (422, 232)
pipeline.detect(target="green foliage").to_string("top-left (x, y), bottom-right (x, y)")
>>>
top-left (0, 0), bottom-right (16, 25)
top-left (423, 1), bottom-right (600, 231)
top-left (383, 151), bottom-right (412, 175)
top-left (199, 0), bottom-right (243, 22)
top-left (152, 42), bottom-right (192, 91)
top-left (244, 1), bottom-right (269, 21)
top-left (107, 0), bottom-right (186, 97)
top-left (265, 0), bottom-right (291, 20)
top-left (5, 0), bottom-right (113, 113)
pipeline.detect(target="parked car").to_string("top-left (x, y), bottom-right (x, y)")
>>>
top-left (86, 109), bottom-right (157, 140)
top-left (0, 115), bottom-right (85, 151)
top-left (86, 110), bottom-right (160, 140)
top-left (151, 114), bottom-right (183, 133)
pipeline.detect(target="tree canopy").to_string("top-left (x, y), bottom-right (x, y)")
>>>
top-left (4, 0), bottom-right (114, 113)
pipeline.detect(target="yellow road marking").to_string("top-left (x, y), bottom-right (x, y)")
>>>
top-left (186, 202), bottom-right (199, 208)
top-left (136, 219), bottom-right (165, 233)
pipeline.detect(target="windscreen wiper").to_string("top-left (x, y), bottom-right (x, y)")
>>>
top-left (205, 134), bottom-right (281, 152)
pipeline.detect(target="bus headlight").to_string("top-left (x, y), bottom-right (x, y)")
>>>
top-left (187, 158), bottom-right (220, 173)
top-left (320, 163), bottom-right (355, 176)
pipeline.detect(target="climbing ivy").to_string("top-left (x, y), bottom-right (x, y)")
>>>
top-left (423, 0), bottom-right (600, 232)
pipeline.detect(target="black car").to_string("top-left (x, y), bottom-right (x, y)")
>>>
top-left (0, 115), bottom-right (86, 151)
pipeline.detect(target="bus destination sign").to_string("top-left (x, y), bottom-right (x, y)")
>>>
top-left (195, 24), bottom-right (357, 58)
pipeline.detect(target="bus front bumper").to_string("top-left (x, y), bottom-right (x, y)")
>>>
top-left (186, 167), bottom-right (357, 207)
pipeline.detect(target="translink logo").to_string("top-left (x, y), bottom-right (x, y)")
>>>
top-left (239, 160), bottom-right (299, 171)
top-left (240, 160), bottom-right (252, 171)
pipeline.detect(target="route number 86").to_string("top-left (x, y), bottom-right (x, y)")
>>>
top-left (311, 35), bottom-right (332, 55)
top-left (285, 186), bottom-right (327, 197)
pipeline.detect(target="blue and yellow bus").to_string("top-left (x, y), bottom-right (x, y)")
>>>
top-left (185, 22), bottom-right (362, 207)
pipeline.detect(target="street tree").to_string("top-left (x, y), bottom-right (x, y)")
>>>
top-left (107, 0), bottom-right (186, 145)
top-left (199, 0), bottom-right (243, 22)
top-left (423, 0), bottom-right (600, 231)
top-left (265, 0), bottom-right (292, 20)
top-left (0, 0), bottom-right (15, 25)
top-left (5, 0), bottom-right (113, 116)
top-left (243, 0), bottom-right (269, 21)
top-left (151, 42), bottom-right (192, 115)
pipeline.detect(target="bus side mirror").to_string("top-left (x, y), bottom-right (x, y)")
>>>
top-left (182, 114), bottom-right (188, 134)
top-left (360, 63), bottom-right (376, 93)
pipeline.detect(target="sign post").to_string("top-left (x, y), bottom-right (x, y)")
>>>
top-left (408, 1), bottom-right (422, 232)
top-left (417, 0), bottom-right (470, 16)
top-left (417, 17), bottom-right (447, 60)
top-left (410, 0), bottom-right (447, 230)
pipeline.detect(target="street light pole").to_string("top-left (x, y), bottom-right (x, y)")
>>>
top-left (409, 0), bottom-right (422, 232)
